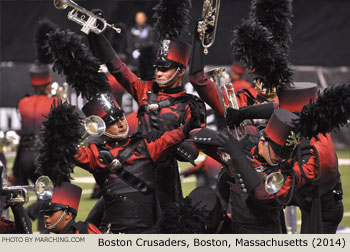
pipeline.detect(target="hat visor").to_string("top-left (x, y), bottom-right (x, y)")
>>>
top-left (153, 59), bottom-right (177, 69)
top-left (40, 203), bottom-right (69, 214)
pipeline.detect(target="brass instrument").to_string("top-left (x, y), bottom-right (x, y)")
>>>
top-left (3, 176), bottom-right (53, 204)
top-left (197, 0), bottom-right (221, 55)
top-left (206, 67), bottom-right (246, 140)
top-left (53, 0), bottom-right (121, 35)
top-left (255, 166), bottom-right (284, 194)
top-left (79, 115), bottom-right (106, 146)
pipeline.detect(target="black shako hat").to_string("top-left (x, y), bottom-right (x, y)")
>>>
top-left (82, 92), bottom-right (124, 127)
top-left (278, 82), bottom-right (318, 112)
top-left (264, 108), bottom-right (299, 159)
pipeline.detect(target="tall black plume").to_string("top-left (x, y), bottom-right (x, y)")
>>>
top-left (153, 0), bottom-right (192, 40)
top-left (295, 81), bottom-right (350, 139)
top-left (231, 19), bottom-right (293, 92)
top-left (35, 100), bottom-right (83, 186)
top-left (250, 0), bottom-right (293, 51)
top-left (46, 29), bottom-right (111, 100)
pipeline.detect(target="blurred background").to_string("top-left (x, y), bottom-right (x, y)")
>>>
top-left (1, 0), bottom-right (349, 233)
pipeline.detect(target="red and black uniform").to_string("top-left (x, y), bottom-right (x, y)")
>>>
top-left (292, 133), bottom-right (343, 233)
top-left (75, 127), bottom-right (186, 233)
top-left (227, 141), bottom-right (293, 234)
top-left (106, 56), bottom-right (201, 132)
top-left (0, 205), bottom-right (32, 234)
top-left (191, 110), bottom-right (298, 233)
top-left (189, 29), bottom-right (275, 137)
top-left (13, 94), bottom-right (57, 185)
top-left (191, 132), bottom-right (293, 234)
top-left (89, 34), bottom-right (205, 207)
top-left (12, 87), bottom-right (57, 234)
top-left (58, 220), bottom-right (101, 234)
top-left (278, 82), bottom-right (344, 233)
top-left (0, 217), bottom-right (16, 234)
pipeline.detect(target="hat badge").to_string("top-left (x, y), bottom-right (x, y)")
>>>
top-left (159, 40), bottom-right (171, 60)
top-left (285, 131), bottom-right (300, 147)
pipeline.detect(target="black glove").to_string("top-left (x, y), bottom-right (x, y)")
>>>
top-left (190, 19), bottom-right (205, 75)
top-left (240, 102), bottom-right (275, 119)
top-left (145, 130), bottom-right (164, 143)
top-left (225, 107), bottom-right (243, 128)
top-left (278, 160), bottom-right (292, 172)
top-left (87, 9), bottom-right (116, 63)
top-left (182, 101), bottom-right (202, 137)
top-left (219, 130), bottom-right (262, 194)
top-left (219, 129), bottom-right (244, 159)
top-left (11, 204), bottom-right (32, 234)
top-left (91, 9), bottom-right (104, 18)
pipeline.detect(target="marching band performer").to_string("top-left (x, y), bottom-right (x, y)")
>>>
top-left (41, 183), bottom-right (101, 234)
top-left (11, 19), bottom-right (58, 233)
top-left (86, 0), bottom-right (206, 208)
top-left (36, 27), bottom-right (202, 233)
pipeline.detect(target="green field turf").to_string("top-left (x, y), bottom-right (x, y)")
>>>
top-left (3, 148), bottom-right (350, 233)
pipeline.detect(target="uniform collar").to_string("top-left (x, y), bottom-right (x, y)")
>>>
top-left (106, 137), bottom-right (130, 147)
top-left (58, 219), bottom-right (76, 234)
top-left (153, 83), bottom-right (185, 94)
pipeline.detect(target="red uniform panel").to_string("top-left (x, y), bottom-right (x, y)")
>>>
top-left (17, 95), bottom-right (57, 133)
top-left (293, 133), bottom-right (338, 190)
top-left (232, 80), bottom-right (252, 94)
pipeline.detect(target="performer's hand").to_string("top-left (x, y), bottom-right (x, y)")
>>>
top-left (218, 129), bottom-right (244, 160)
top-left (183, 101), bottom-right (202, 137)
top-left (87, 9), bottom-right (116, 63)
top-left (91, 9), bottom-right (105, 18)
top-left (225, 107), bottom-right (243, 128)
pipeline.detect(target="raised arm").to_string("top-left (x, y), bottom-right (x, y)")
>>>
top-left (87, 32), bottom-right (147, 104)
top-left (189, 24), bottom-right (225, 117)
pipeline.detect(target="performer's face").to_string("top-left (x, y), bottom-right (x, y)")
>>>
top-left (105, 115), bottom-right (128, 139)
top-left (155, 67), bottom-right (185, 88)
top-left (43, 210), bottom-right (72, 233)
top-left (258, 137), bottom-right (283, 166)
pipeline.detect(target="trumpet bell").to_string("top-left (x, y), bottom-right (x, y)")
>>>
top-left (35, 176), bottom-right (53, 201)
top-left (84, 115), bottom-right (106, 136)
top-left (264, 172), bottom-right (284, 194)
top-left (54, 0), bottom-right (68, 9)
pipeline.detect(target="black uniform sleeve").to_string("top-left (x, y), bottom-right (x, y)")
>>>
top-left (11, 204), bottom-right (32, 234)
top-left (221, 132), bottom-right (262, 194)
top-left (189, 22), bottom-right (205, 75)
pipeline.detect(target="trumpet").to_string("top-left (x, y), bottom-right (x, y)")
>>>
top-left (197, 0), bottom-right (221, 55)
top-left (255, 166), bottom-right (284, 194)
top-left (206, 67), bottom-right (245, 140)
top-left (78, 115), bottom-right (106, 147)
top-left (53, 0), bottom-right (121, 35)
top-left (3, 176), bottom-right (53, 204)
